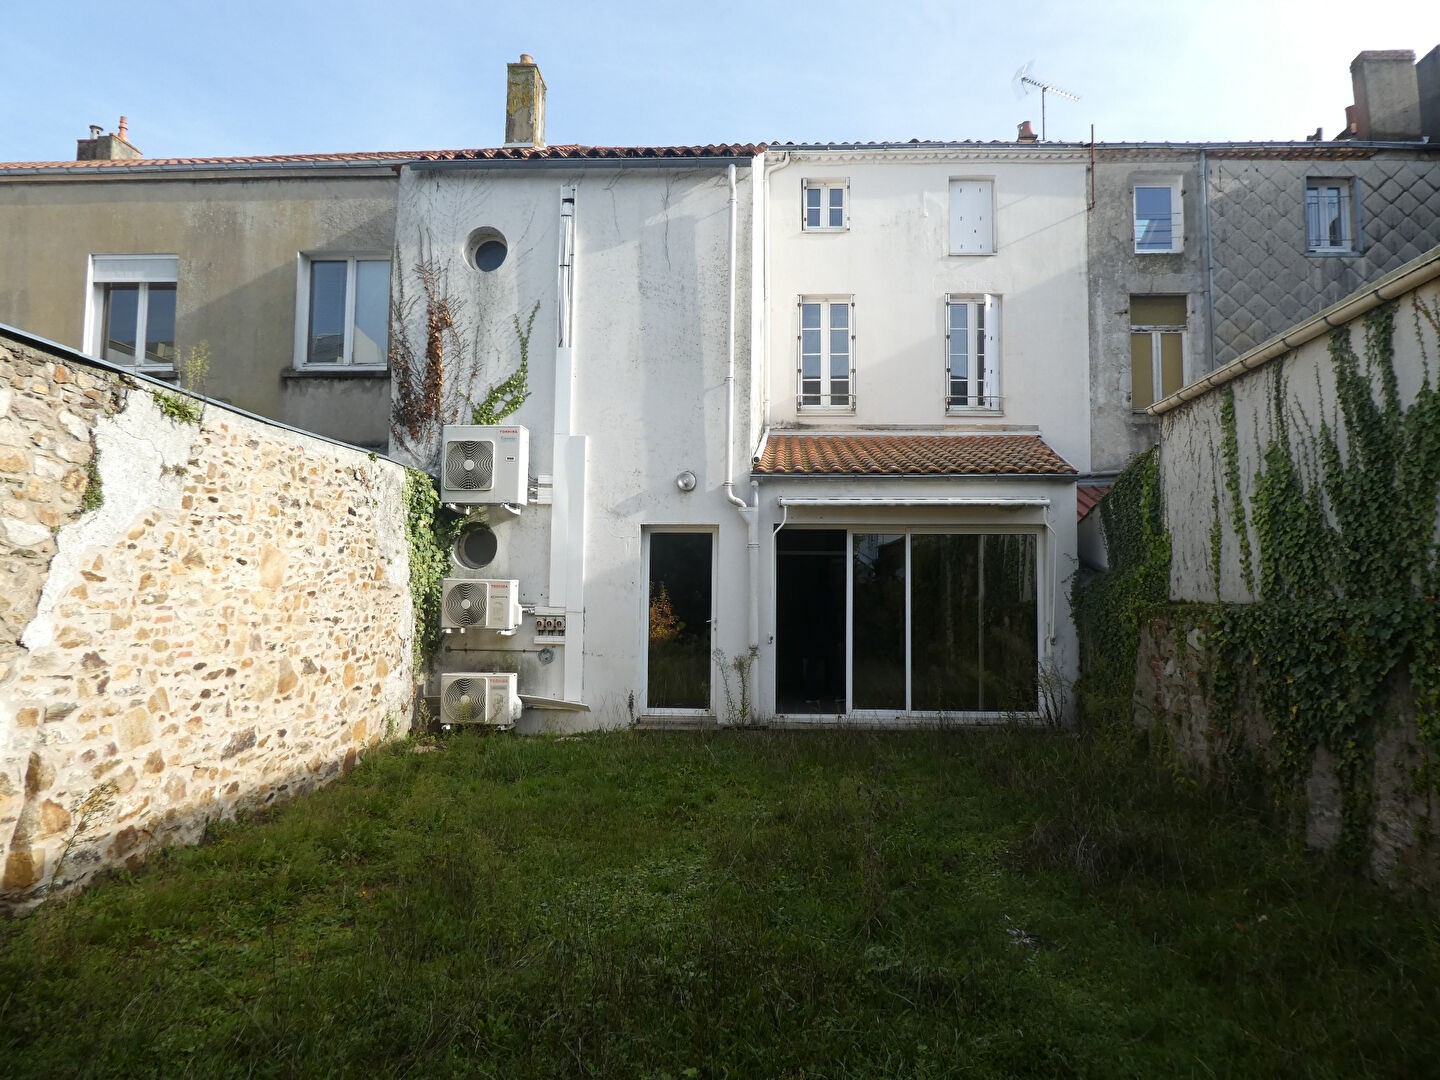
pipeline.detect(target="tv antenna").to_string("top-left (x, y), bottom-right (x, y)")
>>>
top-left (1011, 61), bottom-right (1080, 141)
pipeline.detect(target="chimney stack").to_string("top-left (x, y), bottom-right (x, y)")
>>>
top-left (1349, 50), bottom-right (1421, 140)
top-left (1418, 44), bottom-right (1440, 143)
top-left (505, 54), bottom-right (546, 148)
top-left (1016, 120), bottom-right (1038, 143)
top-left (76, 115), bottom-right (142, 161)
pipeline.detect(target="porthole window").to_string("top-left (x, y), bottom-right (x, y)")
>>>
top-left (453, 522), bottom-right (499, 570)
top-left (466, 227), bottom-right (508, 273)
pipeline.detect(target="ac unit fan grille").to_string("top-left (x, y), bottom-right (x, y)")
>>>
top-left (444, 441), bottom-right (495, 491)
top-left (443, 678), bottom-right (483, 722)
top-left (444, 582), bottom-right (488, 626)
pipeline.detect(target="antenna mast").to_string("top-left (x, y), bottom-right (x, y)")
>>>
top-left (1012, 64), bottom-right (1080, 140)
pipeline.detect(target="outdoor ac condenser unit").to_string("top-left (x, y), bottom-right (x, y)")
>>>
top-left (440, 672), bottom-right (522, 728)
top-left (441, 578), bottom-right (523, 632)
top-left (441, 425), bottom-right (529, 506)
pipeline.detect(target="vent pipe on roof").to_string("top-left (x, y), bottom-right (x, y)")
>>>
top-left (505, 54), bottom-right (547, 148)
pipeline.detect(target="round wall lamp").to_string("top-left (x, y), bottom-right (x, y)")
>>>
top-left (675, 470), bottom-right (697, 492)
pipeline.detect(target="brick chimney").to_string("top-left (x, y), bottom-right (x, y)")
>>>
top-left (76, 116), bottom-right (142, 161)
top-left (1016, 120), bottom-right (1038, 143)
top-left (505, 54), bottom-right (546, 148)
top-left (1349, 50), bottom-right (1421, 140)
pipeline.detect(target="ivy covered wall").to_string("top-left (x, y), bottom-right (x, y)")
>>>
top-left (1139, 270), bottom-right (1440, 883)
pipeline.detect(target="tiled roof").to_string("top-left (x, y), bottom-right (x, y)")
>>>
top-left (1076, 484), bottom-right (1111, 522)
top-left (753, 434), bottom-right (1076, 477)
top-left (0, 144), bottom-right (766, 172)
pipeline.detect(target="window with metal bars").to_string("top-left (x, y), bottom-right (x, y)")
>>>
top-left (1305, 179), bottom-right (1356, 253)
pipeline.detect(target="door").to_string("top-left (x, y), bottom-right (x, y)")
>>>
top-left (646, 531), bottom-right (713, 711)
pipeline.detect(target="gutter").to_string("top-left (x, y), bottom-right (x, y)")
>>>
top-left (409, 156), bottom-right (758, 173)
top-left (776, 496), bottom-right (1051, 509)
top-left (1147, 243), bottom-right (1440, 415)
top-left (0, 161), bottom-right (406, 181)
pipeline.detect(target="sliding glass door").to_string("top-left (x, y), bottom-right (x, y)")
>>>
top-left (848, 531), bottom-right (1038, 715)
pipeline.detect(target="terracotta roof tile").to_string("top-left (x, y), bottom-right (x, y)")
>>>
top-left (753, 434), bottom-right (1076, 477)
top-left (1076, 484), bottom-right (1111, 522)
top-left (0, 144), bottom-right (766, 172)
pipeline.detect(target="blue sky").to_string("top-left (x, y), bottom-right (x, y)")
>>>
top-left (2, 0), bottom-right (1432, 162)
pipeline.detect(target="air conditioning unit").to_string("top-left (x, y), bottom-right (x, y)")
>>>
top-left (441, 425), bottom-right (529, 506)
top-left (440, 672), bottom-right (522, 728)
top-left (441, 578), bottom-right (522, 632)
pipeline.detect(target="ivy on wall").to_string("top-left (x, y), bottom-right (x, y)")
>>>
top-left (1196, 298), bottom-right (1440, 857)
top-left (1071, 447), bottom-right (1172, 725)
top-left (402, 469), bottom-right (462, 670)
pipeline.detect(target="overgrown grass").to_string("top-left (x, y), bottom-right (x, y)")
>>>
top-left (2, 730), bottom-right (1436, 1078)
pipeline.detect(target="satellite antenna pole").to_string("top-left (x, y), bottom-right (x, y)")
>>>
top-left (1010, 61), bottom-right (1081, 140)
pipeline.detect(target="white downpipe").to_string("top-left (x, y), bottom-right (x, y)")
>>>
top-left (551, 185), bottom-right (586, 703)
top-left (721, 165), bottom-right (761, 664)
top-left (724, 164), bottom-right (744, 513)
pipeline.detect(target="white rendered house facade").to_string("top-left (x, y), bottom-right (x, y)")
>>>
top-left (749, 145), bottom-right (1089, 723)
top-left (391, 145), bottom-right (766, 729)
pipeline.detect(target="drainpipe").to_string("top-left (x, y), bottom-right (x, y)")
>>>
top-left (1200, 148), bottom-right (1216, 375)
top-left (721, 164), bottom-right (762, 664)
top-left (551, 185), bottom-right (586, 702)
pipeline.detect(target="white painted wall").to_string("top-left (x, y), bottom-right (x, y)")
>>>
top-left (765, 148), bottom-right (1092, 474)
top-left (394, 159), bottom-right (763, 729)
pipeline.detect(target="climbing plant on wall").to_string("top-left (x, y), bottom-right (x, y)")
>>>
top-left (1071, 447), bottom-right (1172, 726)
top-left (1203, 297), bottom-right (1440, 857)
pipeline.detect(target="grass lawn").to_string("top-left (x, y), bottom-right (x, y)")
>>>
top-left (2, 728), bottom-right (1437, 1078)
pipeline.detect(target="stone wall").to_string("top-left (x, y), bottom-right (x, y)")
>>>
top-left (0, 331), bottom-right (414, 913)
top-left (1134, 613), bottom-right (1437, 888)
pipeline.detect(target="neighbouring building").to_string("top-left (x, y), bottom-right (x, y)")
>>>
top-left (0, 122), bottom-right (427, 448)
top-left (1087, 47), bottom-right (1440, 475)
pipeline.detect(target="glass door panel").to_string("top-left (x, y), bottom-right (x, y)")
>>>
top-left (647, 533), bottom-right (713, 710)
top-left (851, 533), bottom-right (905, 709)
top-left (910, 534), bottom-right (983, 711)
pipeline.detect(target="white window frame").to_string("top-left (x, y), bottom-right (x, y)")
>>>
top-left (802, 178), bottom-right (849, 231)
top-left (945, 294), bottom-right (1001, 413)
top-left (948, 178), bottom-right (995, 255)
top-left (293, 254), bottom-right (390, 369)
top-left (84, 254), bottom-right (179, 372)
top-left (1130, 297), bottom-right (1187, 411)
top-left (1305, 178), bottom-right (1357, 253)
top-left (1133, 179), bottom-right (1183, 254)
top-left (797, 296), bottom-right (855, 412)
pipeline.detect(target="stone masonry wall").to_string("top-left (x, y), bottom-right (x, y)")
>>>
top-left (0, 332), bottom-right (414, 913)
top-left (1134, 613), bottom-right (1437, 889)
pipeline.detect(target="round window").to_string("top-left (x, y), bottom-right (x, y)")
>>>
top-left (466, 227), bottom-right (508, 272)
top-left (453, 523), bottom-right (499, 570)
